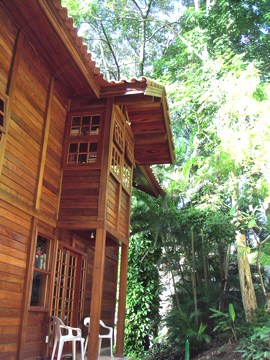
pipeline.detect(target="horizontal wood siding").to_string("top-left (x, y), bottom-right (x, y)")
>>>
top-left (21, 311), bottom-right (48, 360)
top-left (40, 94), bottom-right (66, 220)
top-left (58, 169), bottom-right (100, 226)
top-left (119, 190), bottom-right (130, 238)
top-left (0, 8), bottom-right (16, 91)
top-left (106, 175), bottom-right (119, 231)
top-left (0, 199), bottom-right (31, 359)
top-left (1, 37), bottom-right (50, 207)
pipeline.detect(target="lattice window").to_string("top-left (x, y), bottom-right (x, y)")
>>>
top-left (67, 141), bottom-right (98, 164)
top-left (67, 113), bottom-right (101, 166)
top-left (70, 114), bottom-right (100, 136)
top-left (123, 161), bottom-right (132, 193)
top-left (125, 135), bottom-right (134, 165)
top-left (111, 144), bottom-right (121, 178)
top-left (113, 116), bottom-right (124, 151)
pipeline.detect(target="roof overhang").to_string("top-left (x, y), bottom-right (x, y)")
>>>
top-left (101, 78), bottom-right (175, 165)
top-left (1, 0), bottom-right (102, 98)
top-left (133, 165), bottom-right (165, 198)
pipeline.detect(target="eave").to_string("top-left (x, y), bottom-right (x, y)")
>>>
top-left (101, 77), bottom-right (175, 165)
top-left (133, 165), bottom-right (165, 198)
top-left (1, 0), bottom-right (102, 98)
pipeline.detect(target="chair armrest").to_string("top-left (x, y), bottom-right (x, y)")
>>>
top-left (100, 322), bottom-right (113, 335)
top-left (60, 325), bottom-right (82, 337)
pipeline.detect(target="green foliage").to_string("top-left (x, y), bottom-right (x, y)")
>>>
top-left (209, 304), bottom-right (237, 341)
top-left (143, 342), bottom-right (182, 360)
top-left (236, 322), bottom-right (270, 359)
top-left (124, 233), bottom-right (161, 357)
top-left (64, 0), bottom-right (270, 356)
top-left (164, 307), bottom-right (211, 355)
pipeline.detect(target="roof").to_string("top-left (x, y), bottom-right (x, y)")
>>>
top-left (133, 165), bottom-right (165, 198)
top-left (1, 0), bottom-right (175, 190)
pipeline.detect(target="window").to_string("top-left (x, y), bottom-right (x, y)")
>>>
top-left (70, 115), bottom-right (100, 136)
top-left (67, 113), bottom-right (101, 165)
top-left (67, 141), bottom-right (98, 164)
top-left (123, 161), bottom-right (132, 192)
top-left (0, 94), bottom-right (7, 134)
top-left (111, 144), bottom-right (121, 178)
top-left (113, 116), bottom-right (124, 151)
top-left (30, 235), bottom-right (51, 307)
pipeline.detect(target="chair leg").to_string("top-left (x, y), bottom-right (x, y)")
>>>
top-left (110, 338), bottom-right (113, 357)
top-left (80, 339), bottom-right (85, 360)
top-left (72, 340), bottom-right (76, 359)
top-left (51, 339), bottom-right (58, 360)
top-left (57, 339), bottom-right (65, 360)
top-left (84, 336), bottom-right (88, 357)
top-left (98, 338), bottom-right (102, 355)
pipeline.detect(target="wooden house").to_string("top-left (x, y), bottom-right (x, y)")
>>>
top-left (0, 1), bottom-right (174, 359)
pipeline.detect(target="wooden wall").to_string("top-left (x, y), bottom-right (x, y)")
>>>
top-left (0, 5), bottom-right (68, 359)
top-left (0, 200), bottom-right (31, 359)
top-left (58, 168), bottom-right (100, 229)
top-left (84, 242), bottom-right (119, 345)
top-left (0, 4), bottom-right (131, 359)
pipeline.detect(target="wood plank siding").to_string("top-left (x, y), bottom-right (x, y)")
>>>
top-left (0, 1), bottom-right (174, 359)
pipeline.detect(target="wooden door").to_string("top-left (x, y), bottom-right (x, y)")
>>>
top-left (52, 244), bottom-right (86, 326)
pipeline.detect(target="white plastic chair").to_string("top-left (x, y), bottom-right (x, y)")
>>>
top-left (84, 317), bottom-right (113, 357)
top-left (51, 316), bottom-right (85, 360)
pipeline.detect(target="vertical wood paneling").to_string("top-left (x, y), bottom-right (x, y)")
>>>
top-left (119, 190), bottom-right (130, 237)
top-left (40, 90), bottom-right (67, 220)
top-left (106, 175), bottom-right (119, 230)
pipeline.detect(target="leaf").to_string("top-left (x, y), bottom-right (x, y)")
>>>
top-left (248, 219), bottom-right (257, 228)
top-left (229, 303), bottom-right (235, 322)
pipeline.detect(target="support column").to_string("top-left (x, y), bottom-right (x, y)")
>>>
top-left (87, 228), bottom-right (106, 360)
top-left (115, 243), bottom-right (129, 357)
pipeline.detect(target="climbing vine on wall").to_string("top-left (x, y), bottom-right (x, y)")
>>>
top-left (124, 233), bottom-right (161, 357)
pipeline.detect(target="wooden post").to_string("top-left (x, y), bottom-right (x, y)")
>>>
top-left (115, 243), bottom-right (129, 357)
top-left (87, 228), bottom-right (107, 360)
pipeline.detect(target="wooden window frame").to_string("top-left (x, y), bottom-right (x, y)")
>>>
top-left (0, 93), bottom-right (8, 134)
top-left (113, 115), bottom-right (125, 152)
top-left (111, 143), bottom-right (122, 180)
top-left (30, 234), bottom-right (52, 308)
top-left (66, 112), bottom-right (102, 166)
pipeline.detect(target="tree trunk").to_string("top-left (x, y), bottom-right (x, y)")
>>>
top-left (219, 244), bottom-right (230, 312)
top-left (236, 231), bottom-right (257, 322)
top-left (191, 228), bottom-right (198, 327)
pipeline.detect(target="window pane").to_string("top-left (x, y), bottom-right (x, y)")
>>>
top-left (92, 115), bottom-right (100, 125)
top-left (69, 143), bottom-right (78, 152)
top-left (81, 127), bottom-right (90, 136)
top-left (35, 235), bottom-right (49, 270)
top-left (72, 117), bottom-right (80, 126)
top-left (30, 272), bottom-right (47, 306)
top-left (79, 143), bottom-right (88, 152)
top-left (82, 116), bottom-right (90, 125)
top-left (78, 154), bottom-right (87, 163)
top-left (90, 142), bottom-right (98, 152)
top-left (0, 99), bottom-right (4, 112)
